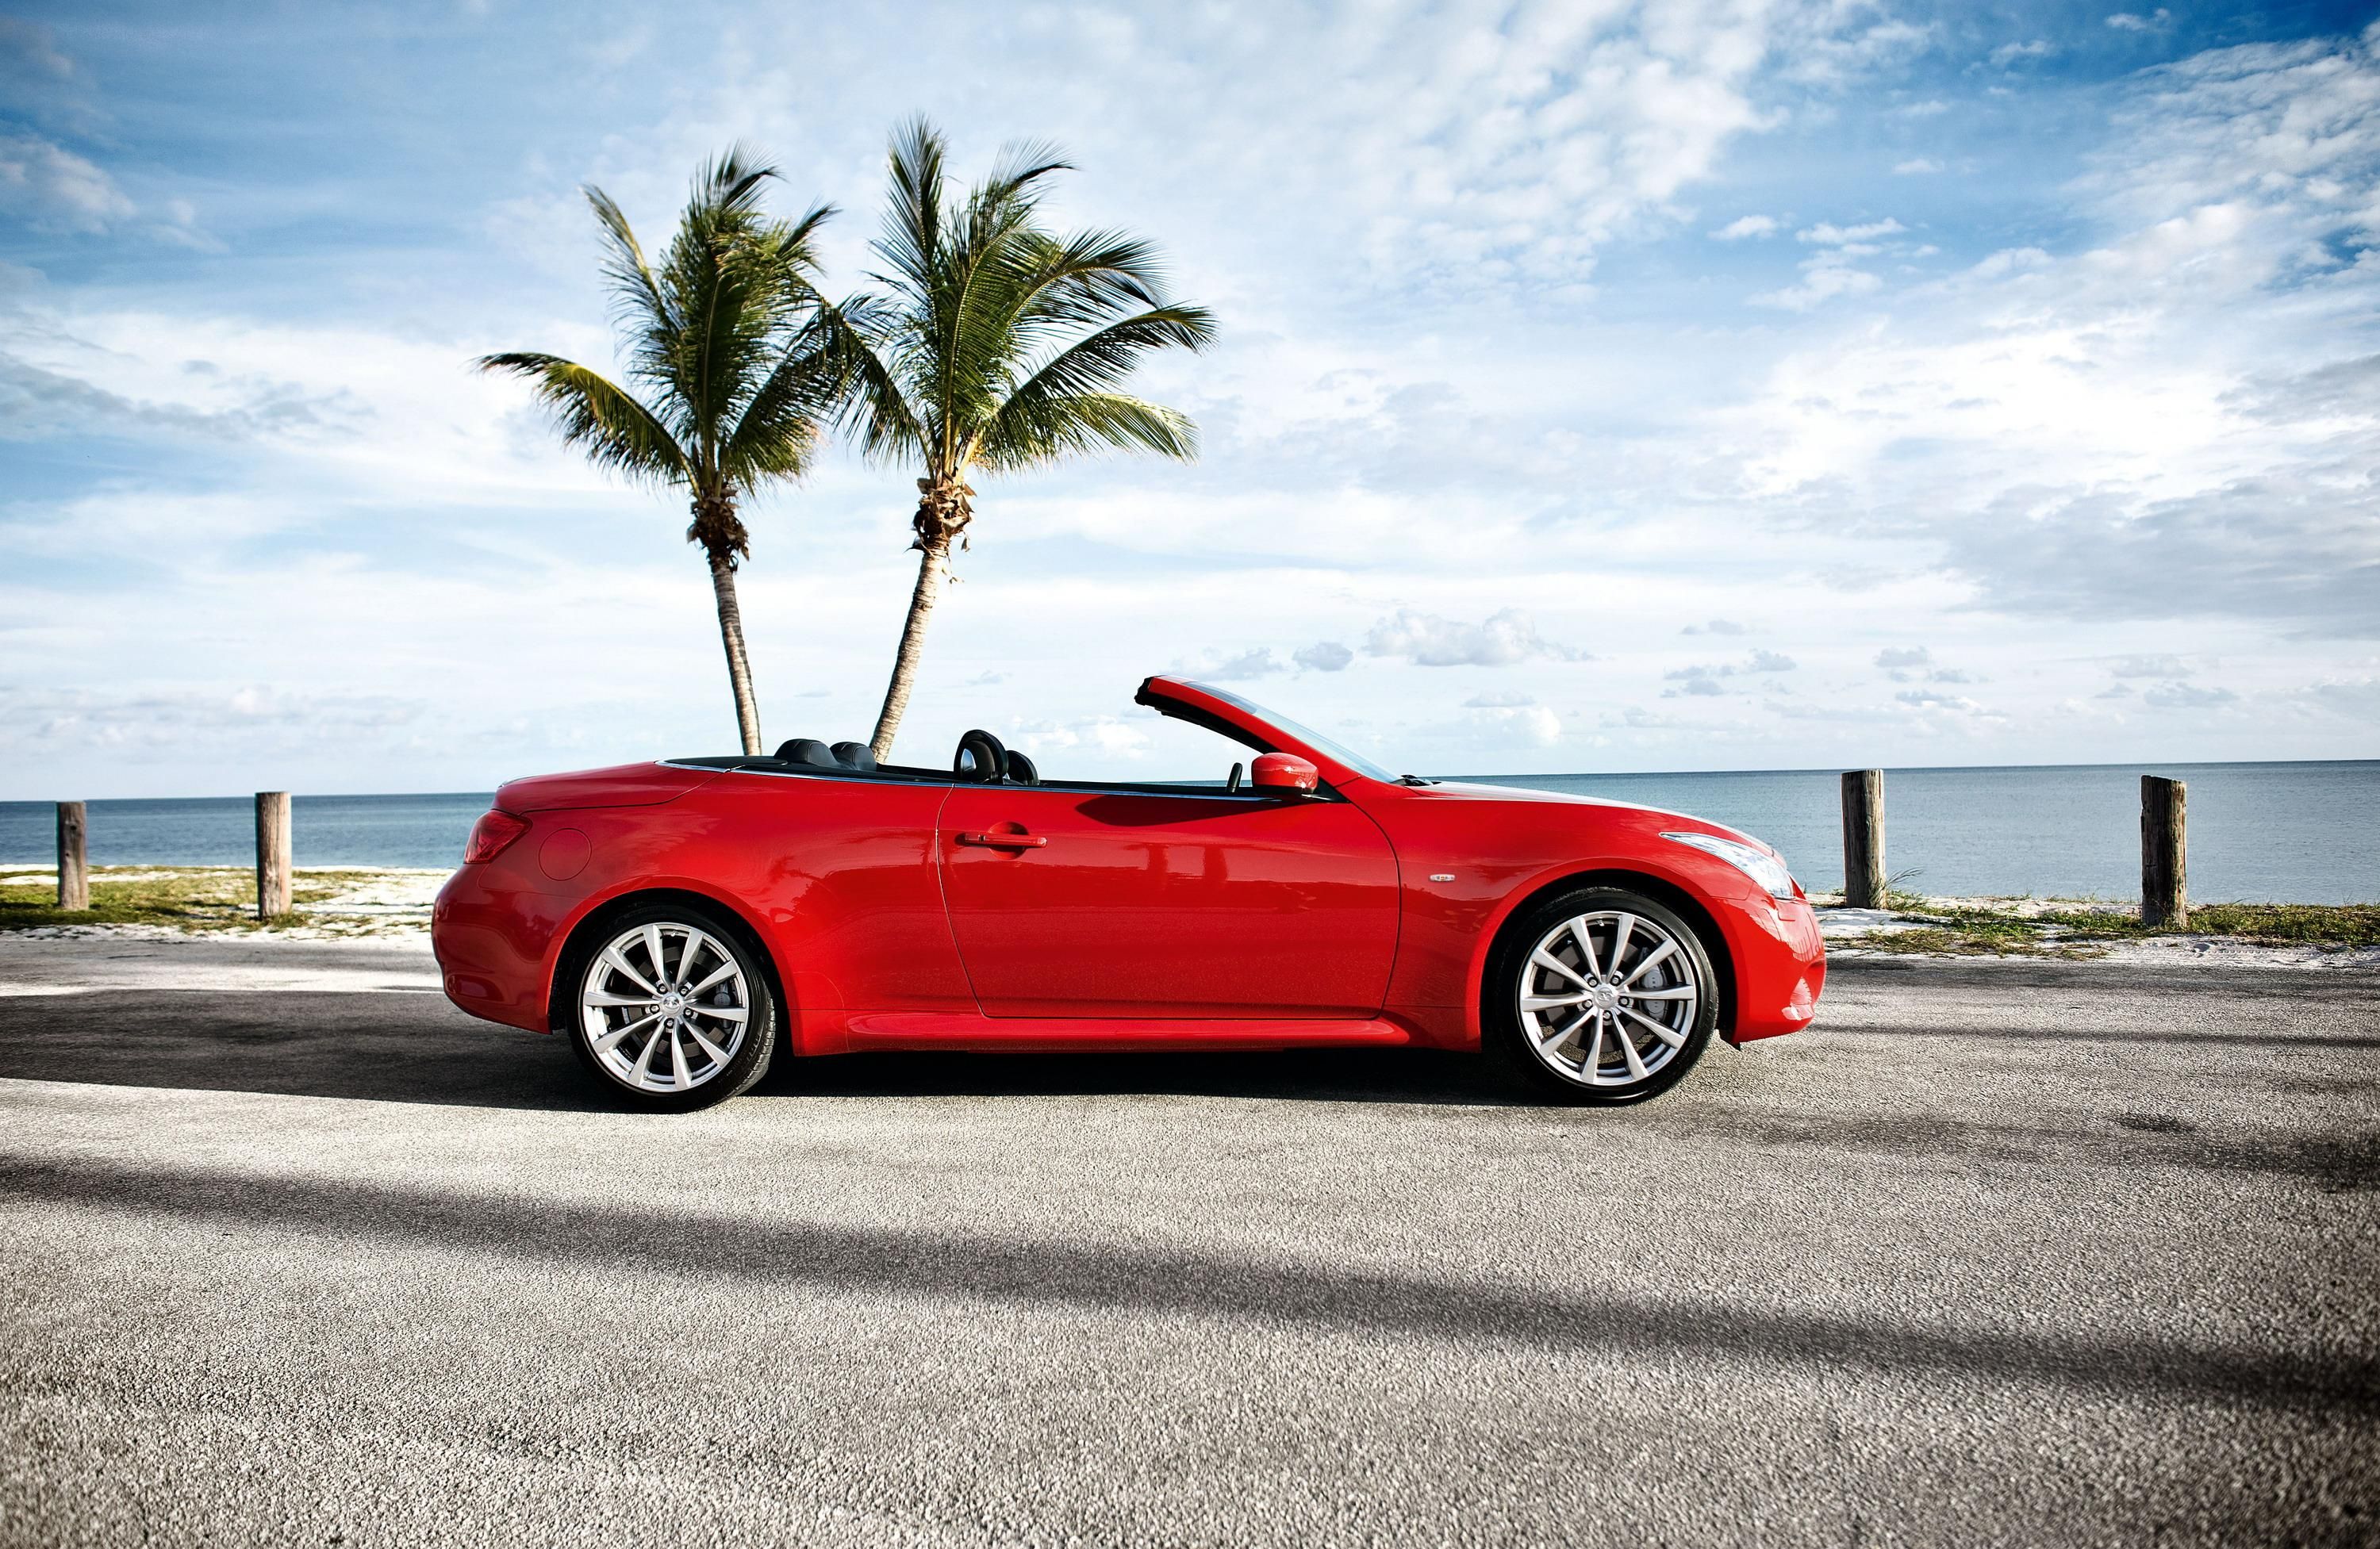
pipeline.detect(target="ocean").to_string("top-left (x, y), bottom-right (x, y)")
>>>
top-left (1, 761), bottom-right (2372, 903)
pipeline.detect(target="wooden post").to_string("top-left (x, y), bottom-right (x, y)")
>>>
top-left (1841, 769), bottom-right (1886, 909)
top-left (56, 802), bottom-right (88, 911)
top-left (2141, 776), bottom-right (2186, 928)
top-left (255, 791), bottom-right (292, 921)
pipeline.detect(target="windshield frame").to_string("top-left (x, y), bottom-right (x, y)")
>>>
top-left (1140, 678), bottom-right (1400, 784)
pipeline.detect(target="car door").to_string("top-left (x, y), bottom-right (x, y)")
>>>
top-left (938, 784), bottom-right (1400, 1018)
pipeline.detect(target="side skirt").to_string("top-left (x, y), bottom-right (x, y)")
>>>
top-left (840, 1012), bottom-right (1420, 1053)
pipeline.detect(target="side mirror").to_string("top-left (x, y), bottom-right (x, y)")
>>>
top-left (1250, 752), bottom-right (1319, 793)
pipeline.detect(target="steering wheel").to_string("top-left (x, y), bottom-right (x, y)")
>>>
top-left (954, 728), bottom-right (1008, 784)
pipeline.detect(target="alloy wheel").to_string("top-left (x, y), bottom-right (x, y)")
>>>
top-left (1515, 909), bottom-right (1699, 1087)
top-left (578, 921), bottom-right (750, 1094)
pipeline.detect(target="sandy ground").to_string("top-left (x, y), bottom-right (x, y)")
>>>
top-left (0, 931), bottom-right (2372, 1547)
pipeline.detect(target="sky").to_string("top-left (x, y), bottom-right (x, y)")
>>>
top-left (2, 0), bottom-right (2376, 799)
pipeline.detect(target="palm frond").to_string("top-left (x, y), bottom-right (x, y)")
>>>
top-left (977, 391), bottom-right (1199, 470)
top-left (1007, 228), bottom-right (1173, 330)
top-left (649, 157), bottom-right (823, 474)
top-left (584, 186), bottom-right (678, 355)
top-left (721, 312), bottom-right (843, 483)
top-left (700, 143), bottom-right (777, 217)
top-left (1000, 305), bottom-right (1216, 407)
top-left (815, 292), bottom-right (927, 465)
top-left (979, 138), bottom-right (1072, 206)
top-left (874, 117), bottom-right (947, 297)
top-left (477, 352), bottom-right (691, 485)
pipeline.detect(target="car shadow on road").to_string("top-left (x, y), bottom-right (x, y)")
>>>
top-left (0, 990), bottom-right (1541, 1112)
top-left (0, 990), bottom-right (609, 1113)
top-left (754, 1046), bottom-right (1533, 1107)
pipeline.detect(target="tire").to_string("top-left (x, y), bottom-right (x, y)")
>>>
top-left (560, 899), bottom-right (778, 1111)
top-left (1488, 886), bottom-right (1718, 1105)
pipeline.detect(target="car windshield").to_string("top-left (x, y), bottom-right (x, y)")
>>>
top-left (1186, 684), bottom-right (1400, 784)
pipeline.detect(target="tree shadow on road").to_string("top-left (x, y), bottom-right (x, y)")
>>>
top-left (1, 1151), bottom-right (2370, 1417)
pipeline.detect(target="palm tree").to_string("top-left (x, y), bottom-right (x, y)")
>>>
top-left (831, 118), bottom-right (1217, 761)
top-left (480, 149), bottom-right (837, 755)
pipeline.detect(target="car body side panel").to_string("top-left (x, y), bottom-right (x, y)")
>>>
top-left (434, 766), bottom-right (973, 1053)
top-left (1348, 780), bottom-right (1825, 1049)
top-left (939, 785), bottom-right (1401, 1018)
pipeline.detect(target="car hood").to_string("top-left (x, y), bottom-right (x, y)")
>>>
top-left (495, 761), bottom-right (721, 813)
top-left (1403, 779), bottom-right (1778, 855)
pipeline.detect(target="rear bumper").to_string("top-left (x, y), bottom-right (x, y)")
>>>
top-left (1724, 895), bottom-right (1827, 1044)
top-left (431, 865), bottom-right (567, 1033)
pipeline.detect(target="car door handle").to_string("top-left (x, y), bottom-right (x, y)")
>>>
top-left (957, 831), bottom-right (1047, 849)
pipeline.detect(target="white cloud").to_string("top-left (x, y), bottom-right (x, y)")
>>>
top-left (1896, 687), bottom-right (1986, 711)
top-left (2142, 682), bottom-right (2238, 708)
top-left (1798, 218), bottom-right (1907, 244)
top-left (0, 18), bottom-right (75, 79)
top-left (1364, 608), bottom-right (1587, 667)
top-left (1294, 641), bottom-right (1354, 673)
top-left (0, 134), bottom-right (134, 233)
top-left (2106, 11), bottom-right (2172, 33)
top-left (1990, 40), bottom-right (2055, 67)
top-left (1457, 701), bottom-right (1563, 747)
top-left (1005, 716), bottom-right (1154, 761)
top-left (1198, 646), bottom-right (1287, 681)
top-left (2109, 654), bottom-right (2193, 678)
top-left (1711, 214), bottom-right (1779, 240)
top-left (1751, 248), bottom-right (1883, 310)
top-left (2308, 677), bottom-right (2380, 719)
top-left (1893, 158), bottom-right (1944, 175)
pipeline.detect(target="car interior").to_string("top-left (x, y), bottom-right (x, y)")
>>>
top-left (671, 720), bottom-right (1288, 797)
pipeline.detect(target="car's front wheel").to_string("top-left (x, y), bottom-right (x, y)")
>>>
top-left (1490, 886), bottom-right (1718, 1103)
top-left (566, 902), bottom-right (777, 1110)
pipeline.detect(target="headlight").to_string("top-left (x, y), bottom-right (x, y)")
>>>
top-left (1660, 830), bottom-right (1797, 899)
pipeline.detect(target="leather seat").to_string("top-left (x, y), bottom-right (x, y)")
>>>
top-left (831, 742), bottom-right (877, 773)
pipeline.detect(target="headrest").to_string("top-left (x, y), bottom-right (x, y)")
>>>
top-left (831, 741), bottom-right (877, 773)
top-left (773, 738), bottom-right (839, 769)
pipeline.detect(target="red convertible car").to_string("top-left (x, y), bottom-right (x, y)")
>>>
top-left (433, 677), bottom-right (1825, 1110)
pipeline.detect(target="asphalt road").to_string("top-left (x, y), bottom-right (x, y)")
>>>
top-left (0, 935), bottom-right (2374, 1547)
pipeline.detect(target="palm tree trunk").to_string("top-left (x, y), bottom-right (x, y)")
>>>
top-left (869, 535), bottom-right (950, 761)
top-left (707, 548), bottom-right (764, 755)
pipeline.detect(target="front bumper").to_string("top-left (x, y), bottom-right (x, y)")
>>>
top-left (1725, 895), bottom-right (1827, 1044)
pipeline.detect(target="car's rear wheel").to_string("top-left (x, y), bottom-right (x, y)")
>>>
top-left (566, 901), bottom-right (776, 1111)
top-left (1490, 886), bottom-right (1717, 1104)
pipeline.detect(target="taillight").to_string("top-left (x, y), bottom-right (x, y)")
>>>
top-left (463, 809), bottom-right (529, 865)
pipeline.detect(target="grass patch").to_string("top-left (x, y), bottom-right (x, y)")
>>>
top-left (2062, 902), bottom-right (2380, 948)
top-left (0, 867), bottom-right (402, 934)
top-left (1860, 900), bottom-right (2380, 957)
top-left (1864, 914), bottom-right (2111, 960)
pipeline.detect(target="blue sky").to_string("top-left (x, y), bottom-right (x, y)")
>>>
top-left (2, 1), bottom-right (2376, 799)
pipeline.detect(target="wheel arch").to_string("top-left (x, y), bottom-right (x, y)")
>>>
top-left (1477, 868), bottom-right (1741, 1045)
top-left (544, 885), bottom-right (791, 1040)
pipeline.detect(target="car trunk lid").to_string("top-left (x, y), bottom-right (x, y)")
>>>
top-left (494, 761), bottom-right (723, 814)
